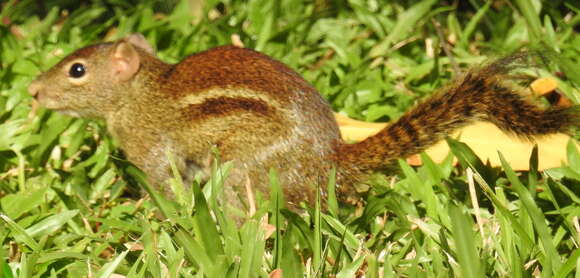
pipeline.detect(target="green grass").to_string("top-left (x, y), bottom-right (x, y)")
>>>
top-left (1, 0), bottom-right (580, 277)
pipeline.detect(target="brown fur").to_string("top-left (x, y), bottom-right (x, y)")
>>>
top-left (183, 97), bottom-right (273, 119)
top-left (160, 46), bottom-right (317, 103)
top-left (28, 35), bottom-right (579, 212)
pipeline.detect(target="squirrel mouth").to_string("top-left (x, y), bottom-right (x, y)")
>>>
top-left (32, 95), bottom-right (81, 117)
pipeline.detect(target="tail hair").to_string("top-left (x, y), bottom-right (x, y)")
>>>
top-left (335, 52), bottom-right (579, 176)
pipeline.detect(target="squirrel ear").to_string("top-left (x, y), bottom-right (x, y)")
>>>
top-left (111, 41), bottom-right (141, 82)
top-left (125, 33), bottom-right (155, 55)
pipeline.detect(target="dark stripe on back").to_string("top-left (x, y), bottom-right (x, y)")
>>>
top-left (183, 96), bottom-right (272, 119)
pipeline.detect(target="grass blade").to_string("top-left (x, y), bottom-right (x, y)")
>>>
top-left (24, 210), bottom-right (79, 237)
top-left (513, 0), bottom-right (543, 41)
top-left (448, 203), bottom-right (483, 278)
top-left (270, 168), bottom-right (284, 269)
top-left (498, 152), bottom-right (561, 274)
top-left (238, 220), bottom-right (265, 278)
top-left (0, 214), bottom-right (40, 251)
top-left (94, 250), bottom-right (129, 278)
top-left (336, 252), bottom-right (365, 278)
top-left (191, 178), bottom-right (224, 261)
top-left (313, 183), bottom-right (322, 274)
top-left (326, 167), bottom-right (338, 217)
top-left (554, 247), bottom-right (580, 278)
top-left (370, 0), bottom-right (437, 57)
top-left (459, 1), bottom-right (491, 47)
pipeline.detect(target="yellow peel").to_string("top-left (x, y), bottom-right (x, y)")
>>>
top-left (336, 113), bottom-right (575, 171)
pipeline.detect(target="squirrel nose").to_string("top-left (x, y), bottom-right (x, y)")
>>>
top-left (28, 80), bottom-right (42, 97)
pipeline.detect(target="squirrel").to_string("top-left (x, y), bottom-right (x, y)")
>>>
top-left (28, 34), bottom-right (579, 211)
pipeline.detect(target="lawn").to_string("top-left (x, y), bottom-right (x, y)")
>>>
top-left (1, 0), bottom-right (579, 277)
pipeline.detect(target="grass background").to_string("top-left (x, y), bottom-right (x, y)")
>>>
top-left (1, 0), bottom-right (580, 277)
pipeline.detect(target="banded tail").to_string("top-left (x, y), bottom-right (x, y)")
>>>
top-left (336, 53), bottom-right (580, 177)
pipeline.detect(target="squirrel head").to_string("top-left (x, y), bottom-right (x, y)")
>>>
top-left (28, 33), bottom-right (156, 118)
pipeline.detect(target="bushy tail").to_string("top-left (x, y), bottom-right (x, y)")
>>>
top-left (336, 53), bottom-right (579, 176)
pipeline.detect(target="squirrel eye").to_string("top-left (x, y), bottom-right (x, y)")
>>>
top-left (69, 63), bottom-right (86, 78)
